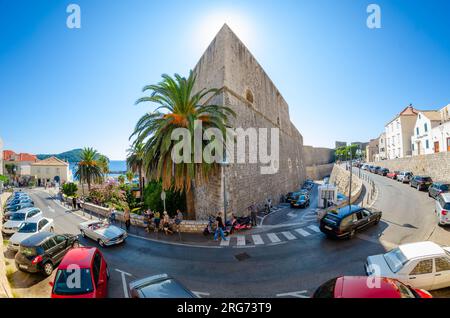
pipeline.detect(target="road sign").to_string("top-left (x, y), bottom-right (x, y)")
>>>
top-left (161, 191), bottom-right (166, 201)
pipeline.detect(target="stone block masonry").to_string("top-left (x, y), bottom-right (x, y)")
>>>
top-left (191, 24), bottom-right (305, 220)
top-left (369, 152), bottom-right (450, 181)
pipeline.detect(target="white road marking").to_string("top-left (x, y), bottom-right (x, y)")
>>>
top-left (307, 225), bottom-right (320, 233)
top-left (287, 212), bottom-right (296, 218)
top-left (295, 228), bottom-right (311, 237)
top-left (267, 233), bottom-right (281, 243)
top-left (236, 235), bottom-right (246, 246)
top-left (276, 290), bottom-right (309, 298)
top-left (281, 231), bottom-right (296, 240)
top-left (220, 238), bottom-right (230, 246)
top-left (192, 291), bottom-right (210, 298)
top-left (252, 234), bottom-right (264, 245)
top-left (48, 206), bottom-right (55, 213)
top-left (115, 269), bottom-right (132, 298)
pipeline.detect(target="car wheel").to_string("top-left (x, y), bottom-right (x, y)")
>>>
top-left (43, 262), bottom-right (54, 277)
top-left (80, 230), bottom-right (86, 238)
top-left (49, 227), bottom-right (54, 233)
top-left (72, 240), bottom-right (80, 248)
top-left (374, 217), bottom-right (381, 225)
top-left (98, 239), bottom-right (106, 247)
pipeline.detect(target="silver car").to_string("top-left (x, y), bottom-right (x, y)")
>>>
top-left (397, 171), bottom-right (413, 183)
top-left (78, 220), bottom-right (127, 247)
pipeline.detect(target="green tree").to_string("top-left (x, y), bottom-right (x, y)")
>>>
top-left (130, 71), bottom-right (235, 219)
top-left (118, 175), bottom-right (125, 185)
top-left (97, 155), bottom-right (110, 182)
top-left (126, 171), bottom-right (134, 184)
top-left (126, 142), bottom-right (145, 201)
top-left (143, 181), bottom-right (186, 216)
top-left (75, 147), bottom-right (103, 192)
top-left (62, 182), bottom-right (78, 197)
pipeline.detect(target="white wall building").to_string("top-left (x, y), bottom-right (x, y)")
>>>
top-left (375, 132), bottom-right (386, 161)
top-left (0, 137), bottom-right (3, 176)
top-left (411, 111), bottom-right (441, 156)
top-left (432, 122), bottom-right (450, 153)
top-left (30, 157), bottom-right (72, 186)
top-left (385, 105), bottom-right (419, 159)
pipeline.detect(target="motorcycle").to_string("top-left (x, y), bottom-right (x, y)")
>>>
top-left (233, 216), bottom-right (252, 231)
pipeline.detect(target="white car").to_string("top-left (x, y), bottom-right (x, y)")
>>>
top-left (1, 208), bottom-right (42, 235)
top-left (8, 217), bottom-right (54, 252)
top-left (79, 220), bottom-right (128, 247)
top-left (365, 241), bottom-right (450, 291)
top-left (397, 171), bottom-right (413, 183)
top-left (435, 193), bottom-right (450, 226)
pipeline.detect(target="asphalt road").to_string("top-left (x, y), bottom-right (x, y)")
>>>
top-left (13, 175), bottom-right (449, 298)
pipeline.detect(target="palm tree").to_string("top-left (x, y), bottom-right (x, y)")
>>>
top-left (75, 147), bottom-right (103, 192)
top-left (126, 171), bottom-right (134, 184)
top-left (97, 155), bottom-right (110, 182)
top-left (126, 142), bottom-right (145, 200)
top-left (130, 71), bottom-right (235, 219)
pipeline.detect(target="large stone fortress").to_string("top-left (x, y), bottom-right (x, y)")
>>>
top-left (191, 25), bottom-right (306, 219)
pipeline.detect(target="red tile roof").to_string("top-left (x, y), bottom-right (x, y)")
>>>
top-left (3, 150), bottom-right (15, 161)
top-left (3, 150), bottom-right (37, 162)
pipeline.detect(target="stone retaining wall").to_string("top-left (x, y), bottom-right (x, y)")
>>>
top-left (329, 165), bottom-right (363, 204)
top-left (305, 163), bottom-right (334, 180)
top-left (0, 192), bottom-right (13, 298)
top-left (369, 152), bottom-right (450, 181)
top-left (65, 197), bottom-right (208, 234)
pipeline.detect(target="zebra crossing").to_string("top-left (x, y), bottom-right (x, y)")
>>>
top-left (218, 224), bottom-right (322, 247)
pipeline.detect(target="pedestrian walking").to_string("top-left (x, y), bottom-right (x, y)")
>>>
top-left (72, 197), bottom-right (77, 210)
top-left (124, 208), bottom-right (131, 232)
top-left (214, 212), bottom-right (227, 241)
top-left (76, 197), bottom-right (81, 210)
top-left (250, 202), bottom-right (258, 227)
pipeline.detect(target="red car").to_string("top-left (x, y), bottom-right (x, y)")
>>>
top-left (386, 171), bottom-right (400, 180)
top-left (50, 247), bottom-right (109, 298)
top-left (313, 276), bottom-right (432, 298)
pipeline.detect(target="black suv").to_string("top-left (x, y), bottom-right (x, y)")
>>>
top-left (319, 205), bottom-right (382, 239)
top-left (428, 182), bottom-right (450, 199)
top-left (15, 232), bottom-right (79, 276)
top-left (410, 176), bottom-right (433, 191)
top-left (377, 168), bottom-right (389, 176)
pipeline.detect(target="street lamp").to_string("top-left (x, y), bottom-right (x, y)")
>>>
top-left (348, 149), bottom-right (353, 210)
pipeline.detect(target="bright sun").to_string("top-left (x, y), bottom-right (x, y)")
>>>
top-left (193, 9), bottom-right (257, 55)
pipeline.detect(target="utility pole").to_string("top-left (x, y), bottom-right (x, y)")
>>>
top-left (348, 149), bottom-right (353, 210)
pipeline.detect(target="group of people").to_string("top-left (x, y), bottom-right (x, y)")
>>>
top-left (144, 209), bottom-right (184, 235)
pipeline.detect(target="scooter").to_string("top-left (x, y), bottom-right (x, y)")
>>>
top-left (233, 216), bottom-right (252, 231)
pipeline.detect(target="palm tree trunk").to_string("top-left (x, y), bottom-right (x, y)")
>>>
top-left (186, 189), bottom-right (196, 220)
top-left (138, 167), bottom-right (143, 202)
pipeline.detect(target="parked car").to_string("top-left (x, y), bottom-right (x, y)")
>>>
top-left (15, 232), bottom-right (79, 276)
top-left (313, 276), bottom-right (432, 298)
top-left (361, 164), bottom-right (369, 171)
top-left (7, 193), bottom-right (30, 203)
top-left (291, 195), bottom-right (310, 209)
top-left (410, 176), bottom-right (433, 191)
top-left (319, 205), bottom-right (382, 239)
top-left (365, 241), bottom-right (450, 291)
top-left (79, 220), bottom-right (128, 247)
top-left (435, 193), bottom-right (450, 226)
top-left (5, 201), bottom-right (34, 213)
top-left (51, 247), bottom-right (109, 298)
top-left (129, 273), bottom-right (197, 298)
top-left (1, 208), bottom-right (43, 235)
top-left (397, 171), bottom-right (413, 183)
top-left (8, 217), bottom-right (54, 252)
top-left (377, 168), bottom-right (390, 176)
top-left (429, 182), bottom-right (450, 200)
top-left (386, 171), bottom-right (400, 180)
top-left (370, 166), bottom-right (380, 173)
top-left (6, 197), bottom-right (34, 208)
top-left (299, 189), bottom-right (310, 197)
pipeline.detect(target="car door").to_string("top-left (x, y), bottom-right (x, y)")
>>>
top-left (92, 252), bottom-right (106, 298)
top-left (353, 211), bottom-right (368, 231)
top-left (432, 257), bottom-right (450, 290)
top-left (38, 219), bottom-right (49, 233)
top-left (52, 235), bottom-right (69, 262)
top-left (42, 237), bottom-right (59, 263)
top-left (404, 258), bottom-right (435, 290)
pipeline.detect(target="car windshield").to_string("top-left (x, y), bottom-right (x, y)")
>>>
top-left (383, 248), bottom-right (408, 273)
top-left (421, 177), bottom-right (432, 182)
top-left (53, 269), bottom-right (94, 295)
top-left (18, 223), bottom-right (37, 233)
top-left (441, 185), bottom-right (449, 191)
top-left (139, 279), bottom-right (194, 298)
top-left (9, 213), bottom-right (26, 221)
top-left (391, 280), bottom-right (415, 298)
top-left (299, 195), bottom-right (306, 201)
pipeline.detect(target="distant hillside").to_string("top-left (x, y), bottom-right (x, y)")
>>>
top-left (37, 149), bottom-right (108, 163)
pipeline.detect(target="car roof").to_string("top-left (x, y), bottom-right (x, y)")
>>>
top-left (440, 193), bottom-right (450, 202)
top-left (59, 247), bottom-right (97, 269)
top-left (336, 276), bottom-right (404, 298)
top-left (398, 241), bottom-right (445, 260)
top-left (329, 205), bottom-right (362, 219)
top-left (21, 232), bottom-right (55, 247)
top-left (129, 274), bottom-right (196, 298)
top-left (15, 207), bottom-right (38, 214)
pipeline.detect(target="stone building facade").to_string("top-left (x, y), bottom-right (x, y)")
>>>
top-left (191, 25), bottom-right (305, 219)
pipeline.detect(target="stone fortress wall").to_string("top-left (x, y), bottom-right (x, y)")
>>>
top-left (369, 152), bottom-right (450, 182)
top-left (191, 25), bottom-right (305, 220)
top-left (303, 146), bottom-right (335, 180)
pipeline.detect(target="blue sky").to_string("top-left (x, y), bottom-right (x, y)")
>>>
top-left (1, 0), bottom-right (449, 159)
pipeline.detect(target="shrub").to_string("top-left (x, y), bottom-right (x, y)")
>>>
top-left (143, 181), bottom-right (186, 216)
top-left (62, 182), bottom-right (78, 197)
